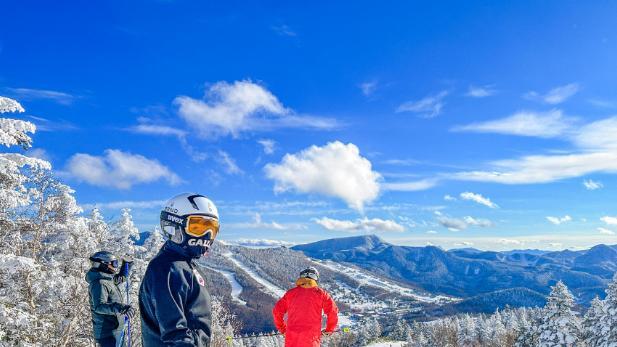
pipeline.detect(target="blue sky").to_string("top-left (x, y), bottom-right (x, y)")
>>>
top-left (2, 1), bottom-right (617, 250)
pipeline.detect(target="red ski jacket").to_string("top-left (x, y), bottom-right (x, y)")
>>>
top-left (272, 278), bottom-right (339, 347)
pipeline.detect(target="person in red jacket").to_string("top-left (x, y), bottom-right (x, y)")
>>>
top-left (272, 267), bottom-right (339, 347)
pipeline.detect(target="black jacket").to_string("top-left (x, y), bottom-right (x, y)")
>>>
top-left (139, 241), bottom-right (212, 347)
top-left (85, 269), bottom-right (126, 339)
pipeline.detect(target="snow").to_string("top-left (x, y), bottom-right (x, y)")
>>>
top-left (363, 341), bottom-right (406, 347)
top-left (222, 252), bottom-right (286, 298)
top-left (206, 266), bottom-right (247, 305)
top-left (315, 259), bottom-right (457, 304)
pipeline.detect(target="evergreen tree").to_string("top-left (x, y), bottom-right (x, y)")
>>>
top-left (594, 273), bottom-right (617, 347)
top-left (583, 296), bottom-right (607, 346)
top-left (537, 281), bottom-right (581, 347)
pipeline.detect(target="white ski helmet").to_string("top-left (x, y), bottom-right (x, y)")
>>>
top-left (160, 193), bottom-right (220, 257)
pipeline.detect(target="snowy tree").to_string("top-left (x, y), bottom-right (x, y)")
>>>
top-left (456, 314), bottom-right (477, 346)
top-left (0, 97), bottom-right (99, 346)
top-left (591, 273), bottom-right (617, 347)
top-left (141, 226), bottom-right (165, 259)
top-left (490, 309), bottom-right (507, 344)
top-left (210, 297), bottom-right (241, 347)
top-left (0, 96), bottom-right (25, 114)
top-left (109, 208), bottom-right (141, 255)
top-left (537, 281), bottom-right (581, 347)
top-left (582, 296), bottom-right (607, 346)
top-left (88, 208), bottom-right (111, 246)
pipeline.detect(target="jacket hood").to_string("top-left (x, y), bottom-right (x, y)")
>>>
top-left (85, 268), bottom-right (114, 284)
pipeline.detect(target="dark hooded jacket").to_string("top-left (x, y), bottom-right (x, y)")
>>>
top-left (139, 241), bottom-right (212, 347)
top-left (85, 269), bottom-right (126, 339)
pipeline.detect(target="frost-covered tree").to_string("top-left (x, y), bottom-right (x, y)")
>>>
top-left (537, 281), bottom-right (581, 347)
top-left (591, 274), bottom-right (617, 347)
top-left (141, 226), bottom-right (165, 259)
top-left (0, 97), bottom-right (98, 346)
top-left (109, 208), bottom-right (141, 254)
top-left (582, 296), bottom-right (607, 346)
top-left (456, 314), bottom-right (476, 346)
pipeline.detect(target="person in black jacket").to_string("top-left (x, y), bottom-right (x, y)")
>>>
top-left (86, 251), bottom-right (136, 347)
top-left (139, 193), bottom-right (220, 347)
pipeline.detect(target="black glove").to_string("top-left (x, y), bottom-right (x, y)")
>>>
top-left (117, 258), bottom-right (134, 278)
top-left (119, 305), bottom-right (136, 319)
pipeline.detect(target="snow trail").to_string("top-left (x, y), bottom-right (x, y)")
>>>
top-left (223, 252), bottom-right (286, 298)
top-left (206, 266), bottom-right (247, 305)
top-left (315, 259), bottom-right (457, 303)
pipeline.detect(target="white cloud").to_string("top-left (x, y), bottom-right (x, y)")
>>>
top-left (524, 83), bottom-right (580, 104)
top-left (233, 239), bottom-right (294, 247)
top-left (382, 178), bottom-right (439, 192)
top-left (271, 25), bottom-right (297, 37)
top-left (315, 217), bottom-right (405, 232)
top-left (359, 81), bottom-right (378, 97)
top-left (396, 91), bottom-right (448, 118)
top-left (460, 192), bottom-right (498, 209)
top-left (444, 194), bottom-right (457, 201)
top-left (0, 97), bottom-right (25, 113)
top-left (264, 141), bottom-right (381, 211)
top-left (571, 117), bottom-right (617, 150)
top-left (465, 85), bottom-right (496, 98)
top-left (601, 216), bottom-right (617, 226)
top-left (65, 149), bottom-right (181, 189)
top-left (26, 148), bottom-right (50, 162)
top-left (216, 150), bottom-right (243, 175)
top-left (6, 87), bottom-right (76, 105)
top-left (81, 199), bottom-right (166, 211)
top-left (381, 158), bottom-right (421, 166)
top-left (228, 213), bottom-right (303, 231)
top-left (436, 215), bottom-right (493, 231)
top-left (546, 215), bottom-right (572, 225)
top-left (453, 151), bottom-right (617, 185)
top-left (452, 109), bottom-right (574, 138)
top-left (499, 239), bottom-right (523, 246)
top-left (258, 139), bottom-right (276, 155)
top-left (454, 241), bottom-right (474, 247)
top-left (27, 116), bottom-right (77, 132)
top-left (583, 179), bottom-right (603, 190)
top-left (129, 123), bottom-right (187, 138)
top-left (598, 227), bottom-right (615, 235)
top-left (426, 230), bottom-right (437, 234)
top-left (174, 80), bottom-right (337, 138)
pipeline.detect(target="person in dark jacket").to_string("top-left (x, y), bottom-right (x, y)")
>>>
top-left (86, 251), bottom-right (136, 347)
top-left (139, 193), bottom-right (220, 347)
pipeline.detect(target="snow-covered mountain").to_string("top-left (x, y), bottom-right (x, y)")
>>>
top-left (292, 235), bottom-right (617, 308)
top-left (199, 241), bottom-right (455, 334)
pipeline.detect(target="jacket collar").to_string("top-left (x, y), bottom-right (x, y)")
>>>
top-left (296, 277), bottom-right (318, 288)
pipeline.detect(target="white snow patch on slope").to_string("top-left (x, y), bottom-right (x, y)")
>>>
top-left (206, 266), bottom-right (247, 305)
top-left (315, 259), bottom-right (457, 304)
top-left (363, 341), bottom-right (406, 347)
top-left (223, 252), bottom-right (286, 298)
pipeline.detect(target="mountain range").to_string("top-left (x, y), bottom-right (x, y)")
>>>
top-left (292, 235), bottom-right (617, 308)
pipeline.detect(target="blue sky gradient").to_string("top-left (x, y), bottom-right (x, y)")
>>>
top-left (2, 1), bottom-right (617, 249)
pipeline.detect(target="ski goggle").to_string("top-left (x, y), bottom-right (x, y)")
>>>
top-left (185, 215), bottom-right (220, 239)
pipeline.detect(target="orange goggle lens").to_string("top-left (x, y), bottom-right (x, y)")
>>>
top-left (185, 215), bottom-right (220, 238)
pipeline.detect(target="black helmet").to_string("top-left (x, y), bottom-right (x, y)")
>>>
top-left (300, 267), bottom-right (320, 281)
top-left (89, 251), bottom-right (118, 274)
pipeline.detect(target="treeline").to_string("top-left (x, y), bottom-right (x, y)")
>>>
top-left (398, 276), bottom-right (617, 347)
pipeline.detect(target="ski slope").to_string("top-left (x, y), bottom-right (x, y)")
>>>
top-left (315, 259), bottom-right (457, 304)
top-left (206, 266), bottom-right (247, 305)
top-left (363, 341), bottom-right (406, 347)
top-left (223, 252), bottom-right (286, 298)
